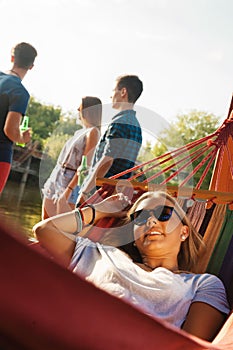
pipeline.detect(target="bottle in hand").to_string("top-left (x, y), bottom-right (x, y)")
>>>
top-left (78, 155), bottom-right (88, 186)
top-left (16, 116), bottom-right (29, 147)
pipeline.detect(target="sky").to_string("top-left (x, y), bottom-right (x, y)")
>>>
top-left (1, 0), bottom-right (233, 128)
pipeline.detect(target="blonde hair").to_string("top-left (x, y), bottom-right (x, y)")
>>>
top-left (126, 191), bottom-right (205, 272)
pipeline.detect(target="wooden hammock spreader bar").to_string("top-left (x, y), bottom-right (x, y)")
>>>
top-left (96, 178), bottom-right (233, 205)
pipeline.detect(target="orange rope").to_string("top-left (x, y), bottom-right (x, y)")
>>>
top-left (179, 147), bottom-right (217, 187)
top-left (196, 148), bottom-right (218, 189)
top-left (129, 118), bottom-right (233, 190)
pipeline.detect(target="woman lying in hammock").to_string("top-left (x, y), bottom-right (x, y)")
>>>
top-left (33, 191), bottom-right (230, 341)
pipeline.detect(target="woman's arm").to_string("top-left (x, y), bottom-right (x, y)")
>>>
top-left (33, 194), bottom-right (130, 267)
top-left (76, 155), bottom-right (113, 204)
top-left (84, 127), bottom-right (100, 165)
top-left (33, 210), bottom-right (84, 267)
top-left (182, 301), bottom-right (227, 341)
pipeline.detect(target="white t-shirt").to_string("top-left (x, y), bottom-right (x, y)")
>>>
top-left (70, 237), bottom-right (230, 328)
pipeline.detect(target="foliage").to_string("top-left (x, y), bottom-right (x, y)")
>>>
top-left (26, 96), bottom-right (63, 148)
top-left (157, 110), bottom-right (220, 149)
top-left (25, 96), bottom-right (82, 179)
top-left (44, 117), bottom-right (82, 159)
top-left (137, 141), bottom-right (167, 184)
top-left (26, 96), bottom-right (81, 149)
top-left (138, 110), bottom-right (221, 189)
top-left (44, 134), bottom-right (71, 164)
top-left (52, 118), bottom-right (78, 136)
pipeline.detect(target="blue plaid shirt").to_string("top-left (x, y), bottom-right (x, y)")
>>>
top-left (91, 109), bottom-right (142, 179)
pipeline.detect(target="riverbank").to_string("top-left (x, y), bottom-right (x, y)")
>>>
top-left (0, 180), bottom-right (42, 239)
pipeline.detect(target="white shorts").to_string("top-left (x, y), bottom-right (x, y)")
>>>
top-left (42, 164), bottom-right (76, 200)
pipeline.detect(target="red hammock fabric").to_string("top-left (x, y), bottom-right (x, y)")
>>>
top-left (0, 221), bottom-right (233, 350)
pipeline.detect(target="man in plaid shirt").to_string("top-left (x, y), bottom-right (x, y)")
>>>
top-left (77, 75), bottom-right (143, 204)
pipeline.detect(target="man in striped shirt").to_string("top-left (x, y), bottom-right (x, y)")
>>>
top-left (77, 75), bottom-right (143, 204)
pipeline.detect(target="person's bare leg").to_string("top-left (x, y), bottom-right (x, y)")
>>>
top-left (57, 196), bottom-right (74, 214)
top-left (42, 197), bottom-right (57, 219)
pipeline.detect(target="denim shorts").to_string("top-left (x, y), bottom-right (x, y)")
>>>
top-left (68, 185), bottom-right (80, 204)
top-left (42, 164), bottom-right (76, 200)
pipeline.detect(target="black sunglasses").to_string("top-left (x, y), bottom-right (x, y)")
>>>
top-left (130, 205), bottom-right (182, 226)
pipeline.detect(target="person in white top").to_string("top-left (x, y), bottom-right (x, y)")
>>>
top-left (33, 190), bottom-right (230, 341)
top-left (41, 96), bottom-right (102, 219)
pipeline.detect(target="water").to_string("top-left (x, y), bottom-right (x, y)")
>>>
top-left (0, 180), bottom-right (42, 240)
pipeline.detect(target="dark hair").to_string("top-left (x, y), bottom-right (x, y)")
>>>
top-left (13, 42), bottom-right (37, 69)
top-left (116, 75), bottom-right (143, 103)
top-left (82, 96), bottom-right (102, 130)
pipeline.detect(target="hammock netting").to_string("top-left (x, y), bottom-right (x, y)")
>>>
top-left (0, 96), bottom-right (233, 349)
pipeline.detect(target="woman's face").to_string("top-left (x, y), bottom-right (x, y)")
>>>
top-left (78, 103), bottom-right (89, 127)
top-left (132, 196), bottom-right (189, 258)
top-left (78, 103), bottom-right (84, 124)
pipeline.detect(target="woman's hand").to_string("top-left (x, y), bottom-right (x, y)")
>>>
top-left (94, 193), bottom-right (131, 220)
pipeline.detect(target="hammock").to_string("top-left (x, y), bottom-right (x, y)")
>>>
top-left (0, 95), bottom-right (233, 349)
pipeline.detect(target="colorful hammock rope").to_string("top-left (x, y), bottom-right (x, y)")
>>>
top-left (108, 117), bottom-right (233, 190)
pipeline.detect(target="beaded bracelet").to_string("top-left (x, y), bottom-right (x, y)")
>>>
top-left (73, 208), bottom-right (83, 235)
top-left (84, 204), bottom-right (95, 225)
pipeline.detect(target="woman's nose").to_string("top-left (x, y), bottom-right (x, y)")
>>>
top-left (146, 215), bottom-right (157, 227)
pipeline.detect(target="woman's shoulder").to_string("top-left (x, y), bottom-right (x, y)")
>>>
top-left (187, 273), bottom-right (230, 314)
top-left (75, 235), bottom-right (117, 250)
top-left (85, 127), bottom-right (101, 144)
top-left (180, 271), bottom-right (225, 288)
top-left (87, 126), bottom-right (100, 137)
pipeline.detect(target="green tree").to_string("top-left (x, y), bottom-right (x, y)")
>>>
top-left (139, 110), bottom-right (220, 189)
top-left (51, 114), bottom-right (79, 136)
top-left (44, 118), bottom-right (81, 160)
top-left (25, 96), bottom-right (82, 179)
top-left (157, 110), bottom-right (220, 148)
top-left (26, 96), bottom-right (63, 148)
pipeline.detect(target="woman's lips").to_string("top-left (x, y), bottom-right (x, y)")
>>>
top-left (145, 231), bottom-right (163, 238)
